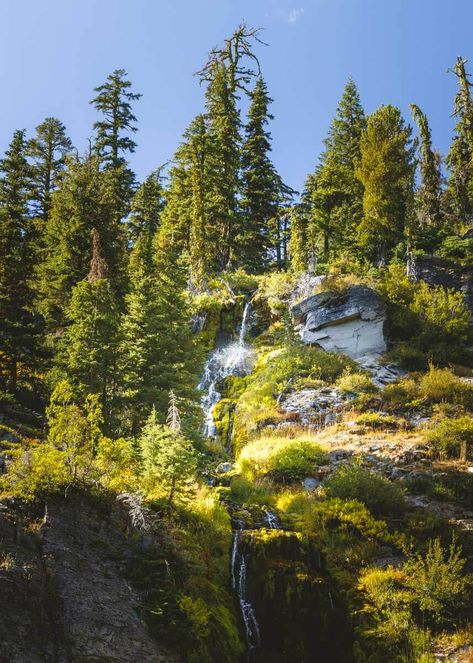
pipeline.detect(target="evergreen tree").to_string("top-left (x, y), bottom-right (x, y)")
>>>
top-left (91, 68), bottom-right (141, 169)
top-left (303, 78), bottom-right (365, 261)
top-left (356, 105), bottom-right (416, 264)
top-left (138, 398), bottom-right (198, 506)
top-left (118, 223), bottom-right (198, 435)
top-left (410, 103), bottom-right (443, 251)
top-left (27, 117), bottom-right (73, 222)
top-left (0, 130), bottom-right (40, 393)
top-left (410, 104), bottom-right (442, 228)
top-left (188, 115), bottom-right (210, 287)
top-left (446, 57), bottom-right (473, 227)
top-left (239, 77), bottom-right (293, 272)
top-left (35, 155), bottom-right (128, 332)
top-left (288, 206), bottom-right (311, 272)
top-left (54, 230), bottom-right (120, 421)
top-left (204, 60), bottom-right (241, 269)
top-left (129, 168), bottom-right (165, 244)
top-left (91, 69), bottom-right (141, 219)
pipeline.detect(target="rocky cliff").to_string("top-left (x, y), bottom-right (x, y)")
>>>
top-left (0, 494), bottom-right (179, 663)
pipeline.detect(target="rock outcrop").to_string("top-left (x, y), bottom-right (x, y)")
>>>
top-left (0, 495), bottom-right (179, 663)
top-left (292, 286), bottom-right (387, 359)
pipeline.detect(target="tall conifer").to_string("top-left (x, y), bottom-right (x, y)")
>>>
top-left (0, 131), bottom-right (39, 393)
top-left (303, 78), bottom-right (365, 261)
top-left (240, 77), bottom-right (293, 272)
top-left (356, 105), bottom-right (415, 263)
top-left (27, 118), bottom-right (73, 222)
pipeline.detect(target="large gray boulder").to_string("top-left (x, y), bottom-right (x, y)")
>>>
top-left (292, 285), bottom-right (387, 359)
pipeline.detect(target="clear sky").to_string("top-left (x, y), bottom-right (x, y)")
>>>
top-left (1, 0), bottom-right (472, 192)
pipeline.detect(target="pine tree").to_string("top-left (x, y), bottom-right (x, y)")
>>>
top-left (91, 69), bottom-right (141, 219)
top-left (446, 57), bottom-right (473, 227)
top-left (138, 399), bottom-right (198, 506)
top-left (188, 115), bottom-right (209, 288)
top-left (118, 222), bottom-right (198, 435)
top-left (288, 206), bottom-right (310, 272)
top-left (129, 168), bottom-right (165, 244)
top-left (54, 230), bottom-right (120, 421)
top-left (239, 77), bottom-right (293, 272)
top-left (303, 78), bottom-right (365, 261)
top-left (356, 105), bottom-right (416, 264)
top-left (35, 155), bottom-right (128, 332)
top-left (0, 130), bottom-right (40, 393)
top-left (204, 61), bottom-right (241, 269)
top-left (27, 117), bottom-right (73, 222)
top-left (410, 103), bottom-right (443, 250)
top-left (91, 68), bottom-right (141, 169)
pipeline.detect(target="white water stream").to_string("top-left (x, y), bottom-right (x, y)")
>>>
top-left (199, 302), bottom-right (282, 653)
top-left (198, 301), bottom-right (253, 438)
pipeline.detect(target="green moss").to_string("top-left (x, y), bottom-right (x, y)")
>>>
top-left (212, 399), bottom-right (234, 449)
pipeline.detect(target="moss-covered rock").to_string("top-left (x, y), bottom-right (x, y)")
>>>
top-left (238, 530), bottom-right (353, 662)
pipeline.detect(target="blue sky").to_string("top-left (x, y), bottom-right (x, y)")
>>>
top-left (0, 0), bottom-right (472, 192)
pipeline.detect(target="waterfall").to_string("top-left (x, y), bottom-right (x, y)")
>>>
top-left (263, 509), bottom-right (280, 530)
top-left (198, 300), bottom-right (269, 653)
top-left (238, 554), bottom-right (261, 650)
top-left (198, 301), bottom-right (254, 438)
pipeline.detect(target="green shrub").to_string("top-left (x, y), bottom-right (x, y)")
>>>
top-left (384, 343), bottom-right (429, 371)
top-left (356, 412), bottom-right (406, 430)
top-left (237, 436), bottom-right (328, 482)
top-left (382, 378), bottom-right (420, 409)
top-left (404, 538), bottom-right (470, 627)
top-left (337, 370), bottom-right (377, 394)
top-left (424, 416), bottom-right (473, 460)
top-left (419, 366), bottom-right (473, 407)
top-left (323, 464), bottom-right (405, 516)
top-left (377, 263), bottom-right (472, 365)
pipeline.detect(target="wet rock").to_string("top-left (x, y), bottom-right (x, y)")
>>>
top-left (0, 496), bottom-right (179, 662)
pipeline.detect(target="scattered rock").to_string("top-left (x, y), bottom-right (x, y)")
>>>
top-left (216, 462), bottom-right (233, 474)
top-left (303, 477), bottom-right (319, 491)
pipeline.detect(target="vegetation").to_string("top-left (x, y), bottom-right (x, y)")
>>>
top-left (323, 464), bottom-right (406, 516)
top-left (2, 23), bottom-right (473, 663)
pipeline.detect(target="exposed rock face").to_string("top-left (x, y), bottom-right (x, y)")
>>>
top-left (292, 286), bottom-right (387, 359)
top-left (0, 496), bottom-right (179, 663)
top-left (410, 254), bottom-right (473, 312)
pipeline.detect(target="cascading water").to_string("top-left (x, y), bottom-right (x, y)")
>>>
top-left (199, 302), bottom-right (284, 654)
top-left (198, 301), bottom-right (254, 438)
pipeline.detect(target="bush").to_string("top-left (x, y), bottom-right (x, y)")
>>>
top-left (404, 538), bottom-right (470, 627)
top-left (424, 416), bottom-right (473, 460)
top-left (337, 370), bottom-right (377, 394)
top-left (377, 263), bottom-right (472, 365)
top-left (419, 366), bottom-right (473, 407)
top-left (323, 464), bottom-right (405, 516)
top-left (237, 436), bottom-right (328, 482)
top-left (382, 378), bottom-right (420, 409)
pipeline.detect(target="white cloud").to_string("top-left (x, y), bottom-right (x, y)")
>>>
top-left (287, 8), bottom-right (305, 23)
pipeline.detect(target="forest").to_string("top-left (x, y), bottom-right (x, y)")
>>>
top-left (2, 21), bottom-right (473, 663)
